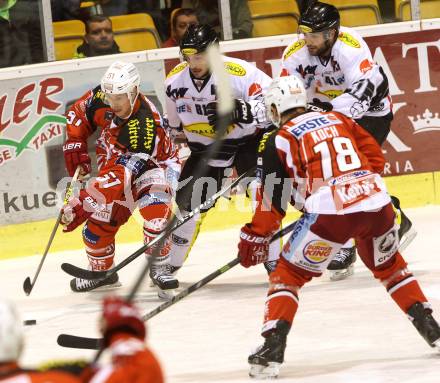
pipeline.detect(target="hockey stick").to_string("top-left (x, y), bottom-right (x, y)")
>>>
top-left (23, 166), bottom-right (81, 296)
top-left (60, 167), bottom-right (254, 280)
top-left (56, 220), bottom-right (298, 350)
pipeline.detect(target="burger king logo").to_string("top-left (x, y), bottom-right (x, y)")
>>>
top-left (303, 240), bottom-right (332, 264)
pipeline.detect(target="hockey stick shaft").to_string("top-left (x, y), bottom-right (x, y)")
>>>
top-left (56, 220), bottom-right (297, 350)
top-left (60, 167), bottom-right (255, 280)
top-left (23, 166), bottom-right (81, 296)
top-left (141, 221), bottom-right (296, 321)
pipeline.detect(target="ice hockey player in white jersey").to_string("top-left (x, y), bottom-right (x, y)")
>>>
top-left (151, 24), bottom-right (278, 297)
top-left (280, 2), bottom-right (415, 280)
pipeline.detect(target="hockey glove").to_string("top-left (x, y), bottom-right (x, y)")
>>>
top-left (238, 224), bottom-right (270, 268)
top-left (61, 190), bottom-right (100, 232)
top-left (206, 99), bottom-right (254, 127)
top-left (101, 296), bottom-right (146, 347)
top-left (306, 98), bottom-right (333, 113)
top-left (63, 139), bottom-right (91, 178)
top-left (232, 99), bottom-right (253, 124)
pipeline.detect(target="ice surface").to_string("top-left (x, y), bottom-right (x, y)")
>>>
top-left (1, 206), bottom-right (440, 382)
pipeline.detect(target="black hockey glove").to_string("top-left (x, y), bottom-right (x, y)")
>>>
top-left (206, 99), bottom-right (254, 127)
top-left (231, 98), bottom-right (253, 124)
top-left (306, 98), bottom-right (333, 113)
top-left (206, 101), bottom-right (218, 127)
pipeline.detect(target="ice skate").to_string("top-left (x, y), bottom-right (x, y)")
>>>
top-left (70, 272), bottom-right (121, 293)
top-left (391, 196), bottom-right (417, 253)
top-left (327, 247), bottom-right (356, 281)
top-left (407, 302), bottom-right (440, 351)
top-left (150, 263), bottom-right (180, 300)
top-left (397, 209), bottom-right (417, 253)
top-left (248, 321), bottom-right (290, 379)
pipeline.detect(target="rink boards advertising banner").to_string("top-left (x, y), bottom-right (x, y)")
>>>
top-left (0, 24), bottom-right (439, 224)
top-left (223, 28), bottom-right (440, 177)
top-left (0, 61), bottom-right (165, 225)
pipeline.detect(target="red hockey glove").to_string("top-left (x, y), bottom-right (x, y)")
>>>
top-left (101, 296), bottom-right (146, 347)
top-left (61, 190), bottom-right (98, 232)
top-left (238, 224), bottom-right (270, 268)
top-left (63, 139), bottom-right (91, 177)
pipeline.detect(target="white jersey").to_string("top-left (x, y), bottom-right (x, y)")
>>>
top-left (165, 55), bottom-right (272, 167)
top-left (281, 26), bottom-right (391, 120)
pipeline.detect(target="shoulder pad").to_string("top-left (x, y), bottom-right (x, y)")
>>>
top-left (338, 32), bottom-right (361, 49)
top-left (283, 39), bottom-right (306, 60)
top-left (91, 85), bottom-right (106, 102)
top-left (85, 85), bottom-right (109, 122)
top-left (224, 61), bottom-right (247, 76)
top-left (167, 62), bottom-right (188, 79)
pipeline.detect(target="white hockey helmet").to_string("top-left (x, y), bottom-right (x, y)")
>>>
top-left (264, 75), bottom-right (307, 127)
top-left (0, 299), bottom-right (24, 362)
top-left (101, 61), bottom-right (140, 107)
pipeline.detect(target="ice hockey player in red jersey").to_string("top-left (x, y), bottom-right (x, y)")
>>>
top-left (61, 61), bottom-right (180, 292)
top-left (83, 296), bottom-right (164, 383)
top-left (0, 299), bottom-right (82, 382)
top-left (238, 75), bottom-right (440, 379)
top-left (280, 2), bottom-right (415, 280)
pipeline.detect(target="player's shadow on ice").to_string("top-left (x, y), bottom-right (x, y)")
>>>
top-left (171, 354), bottom-right (440, 382)
top-left (177, 268), bottom-right (431, 299)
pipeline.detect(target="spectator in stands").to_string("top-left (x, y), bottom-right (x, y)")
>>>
top-left (74, 14), bottom-right (121, 58)
top-left (0, 0), bottom-right (44, 68)
top-left (181, 0), bottom-right (252, 39)
top-left (162, 8), bottom-right (198, 48)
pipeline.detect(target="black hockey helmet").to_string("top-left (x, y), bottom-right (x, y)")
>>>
top-left (180, 24), bottom-right (219, 57)
top-left (299, 1), bottom-right (340, 33)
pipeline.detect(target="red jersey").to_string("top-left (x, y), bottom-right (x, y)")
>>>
top-left (86, 334), bottom-right (164, 383)
top-left (65, 85), bottom-right (179, 173)
top-left (251, 111), bottom-right (390, 235)
top-left (66, 86), bottom-right (180, 212)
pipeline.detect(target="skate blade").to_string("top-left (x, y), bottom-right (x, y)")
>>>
top-left (93, 281), bottom-right (122, 291)
top-left (329, 264), bottom-right (354, 281)
top-left (249, 362), bottom-right (280, 379)
top-left (398, 228), bottom-right (417, 253)
top-left (155, 286), bottom-right (176, 301)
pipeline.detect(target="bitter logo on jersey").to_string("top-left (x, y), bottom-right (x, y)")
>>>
top-left (283, 39), bottom-right (306, 60)
top-left (166, 62), bottom-right (189, 79)
top-left (224, 62), bottom-right (246, 76)
top-left (338, 32), bottom-right (361, 48)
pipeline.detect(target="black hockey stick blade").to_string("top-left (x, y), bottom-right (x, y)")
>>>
top-left (57, 334), bottom-right (102, 350)
top-left (23, 167), bottom-right (81, 296)
top-left (23, 277), bottom-right (32, 296)
top-left (55, 221), bottom-right (297, 350)
top-left (60, 167), bottom-right (255, 281)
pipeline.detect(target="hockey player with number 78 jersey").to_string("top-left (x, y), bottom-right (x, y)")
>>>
top-left (237, 75), bottom-right (440, 379)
